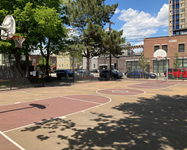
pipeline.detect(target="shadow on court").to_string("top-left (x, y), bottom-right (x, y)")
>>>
top-left (21, 94), bottom-right (187, 150)
top-left (0, 104), bottom-right (46, 114)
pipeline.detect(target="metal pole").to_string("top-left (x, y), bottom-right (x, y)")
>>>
top-left (43, 57), bottom-right (44, 87)
top-left (157, 58), bottom-right (158, 80)
top-left (166, 57), bottom-right (168, 82)
top-left (73, 54), bottom-right (75, 83)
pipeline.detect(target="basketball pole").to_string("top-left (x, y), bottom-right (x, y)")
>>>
top-left (166, 57), bottom-right (168, 82)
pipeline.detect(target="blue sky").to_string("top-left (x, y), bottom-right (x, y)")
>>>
top-left (105, 0), bottom-right (169, 47)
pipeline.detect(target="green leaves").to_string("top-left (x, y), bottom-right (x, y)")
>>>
top-left (138, 53), bottom-right (150, 72)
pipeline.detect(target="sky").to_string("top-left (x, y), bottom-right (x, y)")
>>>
top-left (105, 0), bottom-right (169, 51)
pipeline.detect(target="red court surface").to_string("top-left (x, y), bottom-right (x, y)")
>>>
top-left (0, 95), bottom-right (111, 132)
top-left (96, 88), bottom-right (145, 96)
top-left (0, 132), bottom-right (21, 150)
top-left (127, 81), bottom-right (179, 89)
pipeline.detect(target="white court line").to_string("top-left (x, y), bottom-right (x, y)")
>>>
top-left (0, 131), bottom-right (25, 150)
top-left (61, 96), bottom-right (103, 105)
top-left (96, 89), bottom-right (146, 96)
top-left (3, 95), bottom-right (112, 133)
top-left (126, 83), bottom-right (180, 89)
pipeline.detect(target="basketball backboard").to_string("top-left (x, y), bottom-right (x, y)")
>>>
top-left (154, 49), bottom-right (167, 58)
top-left (0, 15), bottom-right (16, 40)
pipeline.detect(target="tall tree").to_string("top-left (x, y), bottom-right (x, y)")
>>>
top-left (66, 0), bottom-right (118, 75)
top-left (102, 30), bottom-right (126, 79)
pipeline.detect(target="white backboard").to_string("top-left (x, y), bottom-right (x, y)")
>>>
top-left (154, 49), bottom-right (167, 58)
top-left (0, 15), bottom-right (16, 40)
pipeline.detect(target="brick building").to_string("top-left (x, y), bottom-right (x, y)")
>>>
top-left (29, 55), bottom-right (57, 71)
top-left (144, 34), bottom-right (187, 73)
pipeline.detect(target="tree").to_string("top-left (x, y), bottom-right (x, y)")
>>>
top-left (102, 29), bottom-right (126, 79)
top-left (66, 0), bottom-right (118, 76)
top-left (138, 53), bottom-right (150, 78)
top-left (0, 1), bottom-right (68, 78)
top-left (173, 53), bottom-right (181, 69)
top-left (38, 56), bottom-right (51, 73)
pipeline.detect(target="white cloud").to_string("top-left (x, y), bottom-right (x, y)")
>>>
top-left (115, 8), bottom-right (120, 14)
top-left (118, 4), bottom-right (168, 40)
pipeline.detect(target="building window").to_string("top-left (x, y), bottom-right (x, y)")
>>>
top-left (162, 45), bottom-right (168, 53)
top-left (66, 58), bottom-right (68, 61)
top-left (59, 64), bottom-right (60, 67)
top-left (181, 19), bottom-right (185, 23)
top-left (179, 43), bottom-right (185, 52)
top-left (176, 15), bottom-right (179, 19)
top-left (66, 64), bottom-right (68, 67)
top-left (176, 20), bottom-right (179, 24)
top-left (153, 60), bottom-right (169, 73)
top-left (173, 5), bottom-right (175, 9)
top-left (181, 8), bottom-right (185, 12)
top-left (62, 64), bottom-right (63, 67)
top-left (128, 50), bottom-right (131, 55)
top-left (176, 25), bottom-right (179, 29)
top-left (94, 64), bottom-right (95, 68)
top-left (176, 4), bottom-right (179, 9)
top-left (173, 26), bottom-right (175, 30)
top-left (154, 45), bottom-right (159, 52)
top-left (33, 59), bottom-right (36, 64)
top-left (176, 9), bottom-right (179, 14)
top-left (173, 15), bottom-right (175, 20)
top-left (126, 61), bottom-right (141, 72)
top-left (62, 58), bottom-right (63, 62)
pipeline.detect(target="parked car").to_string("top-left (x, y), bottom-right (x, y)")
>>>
top-left (113, 69), bottom-right (123, 78)
top-left (99, 69), bottom-right (122, 79)
top-left (56, 70), bottom-right (67, 79)
top-left (124, 70), bottom-right (131, 76)
top-left (164, 68), bottom-right (187, 78)
top-left (90, 69), bottom-right (99, 73)
top-left (55, 69), bottom-right (74, 78)
top-left (76, 70), bottom-right (94, 77)
top-left (127, 71), bottom-right (156, 79)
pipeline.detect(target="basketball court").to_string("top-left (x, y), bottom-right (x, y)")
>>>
top-left (0, 79), bottom-right (186, 150)
top-left (127, 81), bottom-right (180, 89)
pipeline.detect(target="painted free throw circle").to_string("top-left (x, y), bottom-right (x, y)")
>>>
top-left (97, 89), bottom-right (145, 96)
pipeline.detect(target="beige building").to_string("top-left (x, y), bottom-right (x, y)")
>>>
top-left (169, 0), bottom-right (187, 36)
top-left (56, 52), bottom-right (81, 71)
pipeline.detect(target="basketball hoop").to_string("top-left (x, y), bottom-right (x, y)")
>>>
top-left (156, 56), bottom-right (162, 61)
top-left (9, 36), bottom-right (26, 48)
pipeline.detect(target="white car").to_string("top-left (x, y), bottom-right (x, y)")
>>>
top-left (76, 70), bottom-right (94, 77)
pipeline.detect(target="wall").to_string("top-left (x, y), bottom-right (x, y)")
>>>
top-left (144, 35), bottom-right (187, 72)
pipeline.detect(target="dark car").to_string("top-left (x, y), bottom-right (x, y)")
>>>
top-left (127, 71), bottom-right (156, 79)
top-left (56, 70), bottom-right (67, 79)
top-left (100, 69), bottom-right (121, 79)
top-left (90, 69), bottom-right (99, 73)
top-left (56, 69), bottom-right (74, 78)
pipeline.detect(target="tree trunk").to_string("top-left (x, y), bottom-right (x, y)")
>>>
top-left (25, 54), bottom-right (30, 77)
top-left (46, 54), bottom-right (49, 78)
top-left (109, 54), bottom-right (112, 80)
top-left (86, 49), bottom-right (90, 77)
top-left (86, 57), bottom-right (90, 77)
top-left (14, 50), bottom-right (23, 77)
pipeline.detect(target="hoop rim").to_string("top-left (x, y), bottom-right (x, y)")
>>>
top-left (8, 36), bottom-right (25, 40)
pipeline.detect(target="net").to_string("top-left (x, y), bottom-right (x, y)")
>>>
top-left (9, 36), bottom-right (26, 48)
top-left (156, 56), bottom-right (162, 61)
